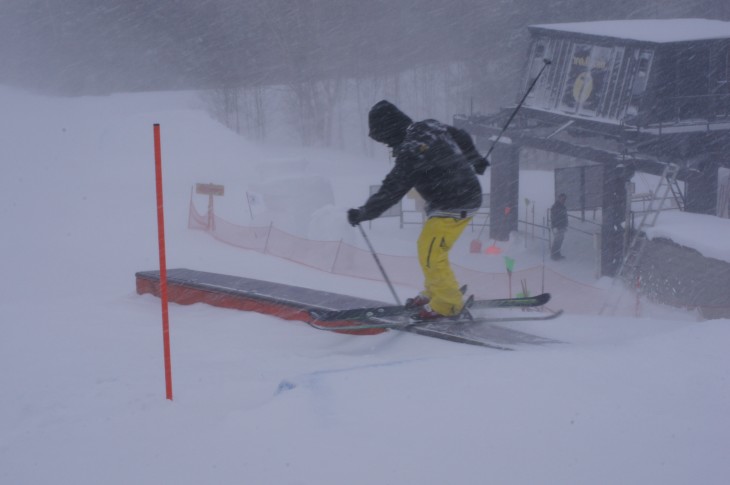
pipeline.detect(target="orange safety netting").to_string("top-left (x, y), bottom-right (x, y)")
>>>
top-left (188, 196), bottom-right (648, 316)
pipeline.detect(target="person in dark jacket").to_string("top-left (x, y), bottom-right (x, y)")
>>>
top-left (550, 193), bottom-right (568, 260)
top-left (347, 100), bottom-right (489, 319)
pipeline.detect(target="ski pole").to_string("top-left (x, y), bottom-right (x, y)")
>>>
top-left (357, 224), bottom-right (402, 306)
top-left (484, 58), bottom-right (551, 161)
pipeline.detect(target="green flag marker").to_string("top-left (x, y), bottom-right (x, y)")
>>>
top-left (504, 256), bottom-right (515, 273)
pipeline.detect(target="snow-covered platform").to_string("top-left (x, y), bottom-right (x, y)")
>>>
top-left (135, 268), bottom-right (560, 349)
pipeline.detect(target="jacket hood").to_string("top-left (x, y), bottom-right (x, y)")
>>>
top-left (368, 100), bottom-right (412, 147)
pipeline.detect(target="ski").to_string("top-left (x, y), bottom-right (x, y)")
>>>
top-left (472, 292), bottom-right (550, 310)
top-left (308, 293), bottom-right (550, 322)
top-left (307, 309), bottom-right (563, 332)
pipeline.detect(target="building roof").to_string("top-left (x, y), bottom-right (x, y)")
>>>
top-left (530, 19), bottom-right (730, 43)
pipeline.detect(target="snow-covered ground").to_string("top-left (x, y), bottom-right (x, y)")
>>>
top-left (1, 86), bottom-right (729, 484)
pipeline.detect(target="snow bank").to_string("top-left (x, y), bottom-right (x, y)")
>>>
top-left (646, 210), bottom-right (730, 264)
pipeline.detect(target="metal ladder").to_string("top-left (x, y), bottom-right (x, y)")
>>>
top-left (600, 164), bottom-right (684, 315)
top-left (617, 163), bottom-right (683, 283)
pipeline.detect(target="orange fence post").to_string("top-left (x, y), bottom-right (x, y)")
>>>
top-left (154, 124), bottom-right (173, 401)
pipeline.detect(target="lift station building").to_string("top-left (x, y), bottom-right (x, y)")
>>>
top-left (455, 18), bottom-right (730, 276)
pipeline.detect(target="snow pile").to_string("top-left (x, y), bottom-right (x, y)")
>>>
top-left (645, 210), bottom-right (730, 264)
top-left (250, 174), bottom-right (336, 235)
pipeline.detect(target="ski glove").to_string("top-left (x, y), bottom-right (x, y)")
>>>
top-left (347, 208), bottom-right (363, 226)
top-left (473, 156), bottom-right (489, 175)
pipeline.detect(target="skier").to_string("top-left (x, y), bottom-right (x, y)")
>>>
top-left (347, 100), bottom-right (489, 320)
top-left (550, 193), bottom-right (568, 260)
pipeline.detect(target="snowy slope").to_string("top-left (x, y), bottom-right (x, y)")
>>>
top-left (1, 86), bottom-right (729, 485)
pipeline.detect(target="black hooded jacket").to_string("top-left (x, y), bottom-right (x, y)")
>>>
top-left (358, 100), bottom-right (488, 221)
top-left (550, 199), bottom-right (568, 230)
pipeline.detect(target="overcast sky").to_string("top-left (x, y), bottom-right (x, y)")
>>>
top-left (0, 0), bottom-right (727, 96)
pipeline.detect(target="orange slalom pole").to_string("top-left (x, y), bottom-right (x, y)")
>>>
top-left (154, 124), bottom-right (173, 401)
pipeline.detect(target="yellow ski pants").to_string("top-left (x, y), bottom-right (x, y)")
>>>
top-left (417, 216), bottom-right (471, 316)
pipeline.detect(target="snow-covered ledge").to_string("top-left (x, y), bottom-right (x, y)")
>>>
top-left (644, 211), bottom-right (730, 265)
top-left (639, 212), bottom-right (730, 318)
